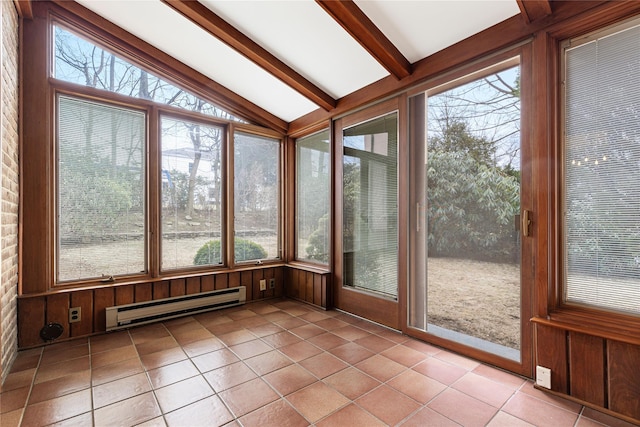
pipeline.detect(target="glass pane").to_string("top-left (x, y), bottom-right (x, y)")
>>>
top-left (421, 65), bottom-right (522, 360)
top-left (564, 24), bottom-right (640, 315)
top-left (234, 132), bottom-right (280, 262)
top-left (296, 130), bottom-right (330, 264)
top-left (57, 96), bottom-right (145, 281)
top-left (53, 24), bottom-right (243, 122)
top-left (343, 113), bottom-right (398, 299)
top-left (161, 117), bottom-right (224, 270)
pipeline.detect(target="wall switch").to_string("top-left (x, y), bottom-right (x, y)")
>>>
top-left (536, 365), bottom-right (551, 389)
top-left (69, 307), bottom-right (81, 323)
top-left (269, 278), bottom-right (275, 289)
top-left (259, 279), bottom-right (267, 291)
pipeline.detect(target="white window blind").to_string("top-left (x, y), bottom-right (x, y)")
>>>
top-left (564, 22), bottom-right (640, 315)
top-left (57, 96), bottom-right (146, 282)
top-left (343, 113), bottom-right (398, 299)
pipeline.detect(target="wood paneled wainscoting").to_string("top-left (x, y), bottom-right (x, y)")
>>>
top-left (17, 267), bottom-right (286, 348)
top-left (284, 265), bottom-right (331, 310)
top-left (533, 319), bottom-right (640, 423)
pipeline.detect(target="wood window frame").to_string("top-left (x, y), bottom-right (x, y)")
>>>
top-left (531, 6), bottom-right (640, 346)
top-left (229, 123), bottom-right (286, 268)
top-left (20, 2), bottom-right (286, 295)
top-left (291, 127), bottom-right (332, 268)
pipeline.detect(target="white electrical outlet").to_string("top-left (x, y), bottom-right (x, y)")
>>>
top-left (536, 365), bottom-right (551, 389)
top-left (259, 279), bottom-right (267, 291)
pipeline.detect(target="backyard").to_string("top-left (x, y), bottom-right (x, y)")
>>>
top-left (60, 233), bottom-right (520, 349)
top-left (428, 257), bottom-right (520, 349)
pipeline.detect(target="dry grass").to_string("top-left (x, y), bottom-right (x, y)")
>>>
top-left (427, 257), bottom-right (520, 349)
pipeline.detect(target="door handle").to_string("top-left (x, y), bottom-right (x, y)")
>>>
top-left (416, 202), bottom-right (426, 233)
top-left (522, 209), bottom-right (531, 237)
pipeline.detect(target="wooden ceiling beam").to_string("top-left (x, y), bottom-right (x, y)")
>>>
top-left (14, 0), bottom-right (33, 19)
top-left (316, 0), bottom-right (412, 80)
top-left (291, 0), bottom-right (622, 136)
top-left (517, 0), bottom-right (552, 24)
top-left (162, 0), bottom-right (336, 112)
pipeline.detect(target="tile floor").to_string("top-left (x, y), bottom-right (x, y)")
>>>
top-left (0, 298), bottom-right (635, 427)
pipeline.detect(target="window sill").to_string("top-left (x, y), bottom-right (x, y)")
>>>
top-left (22, 262), bottom-right (288, 297)
top-left (532, 309), bottom-right (640, 346)
top-left (286, 261), bottom-right (331, 275)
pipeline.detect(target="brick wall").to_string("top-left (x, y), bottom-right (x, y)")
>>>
top-left (1, 0), bottom-right (19, 385)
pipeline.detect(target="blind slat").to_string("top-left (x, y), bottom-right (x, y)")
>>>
top-left (564, 22), bottom-right (640, 316)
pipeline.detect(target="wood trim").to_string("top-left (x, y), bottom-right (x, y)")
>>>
top-left (332, 97), bottom-right (401, 330)
top-left (290, 1), bottom-right (610, 136)
top-left (531, 31), bottom-right (555, 319)
top-left (148, 106), bottom-right (160, 278)
top-left (517, 0), bottom-right (552, 24)
top-left (161, 0), bottom-right (336, 112)
top-left (14, 0), bottom-right (33, 19)
top-left (608, 341), bottom-right (640, 420)
top-left (315, 0), bottom-right (411, 80)
top-left (396, 91), bottom-right (408, 338)
top-left (532, 316), bottom-right (640, 346)
top-left (569, 332), bottom-right (605, 406)
top-left (284, 136), bottom-right (295, 263)
top-left (18, 268), bottom-right (286, 347)
top-left (21, 6), bottom-right (52, 294)
top-left (535, 323), bottom-right (569, 393)
top-left (48, 1), bottom-right (288, 133)
top-left (50, 79), bottom-right (238, 130)
top-left (519, 42), bottom-right (535, 378)
top-left (287, 119), bottom-right (330, 140)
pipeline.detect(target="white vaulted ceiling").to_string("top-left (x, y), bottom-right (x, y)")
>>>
top-left (74, 0), bottom-right (521, 123)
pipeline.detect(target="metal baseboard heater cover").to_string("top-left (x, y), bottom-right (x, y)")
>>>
top-left (106, 286), bottom-right (246, 331)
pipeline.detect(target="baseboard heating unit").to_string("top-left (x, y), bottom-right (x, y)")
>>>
top-left (106, 286), bottom-right (246, 331)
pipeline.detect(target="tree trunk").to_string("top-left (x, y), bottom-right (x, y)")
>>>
top-left (186, 124), bottom-right (202, 218)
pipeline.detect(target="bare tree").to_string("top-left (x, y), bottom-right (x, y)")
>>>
top-left (55, 26), bottom-right (233, 218)
top-left (429, 67), bottom-right (521, 170)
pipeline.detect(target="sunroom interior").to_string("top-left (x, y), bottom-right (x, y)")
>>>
top-left (2, 0), bottom-right (640, 425)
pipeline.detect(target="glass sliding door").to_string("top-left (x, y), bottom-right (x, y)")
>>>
top-left (409, 59), bottom-right (531, 369)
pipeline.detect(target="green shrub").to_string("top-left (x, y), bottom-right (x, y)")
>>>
top-left (427, 150), bottom-right (520, 261)
top-left (305, 214), bottom-right (329, 263)
top-left (194, 237), bottom-right (267, 265)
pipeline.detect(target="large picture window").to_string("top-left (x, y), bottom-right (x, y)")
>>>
top-left (57, 95), bottom-right (146, 282)
top-left (296, 130), bottom-right (330, 264)
top-left (563, 20), bottom-right (640, 316)
top-left (48, 18), bottom-right (283, 286)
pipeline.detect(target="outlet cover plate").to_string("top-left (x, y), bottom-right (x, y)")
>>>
top-left (69, 307), bottom-right (81, 323)
top-left (536, 365), bottom-right (551, 389)
top-left (259, 279), bottom-right (267, 291)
